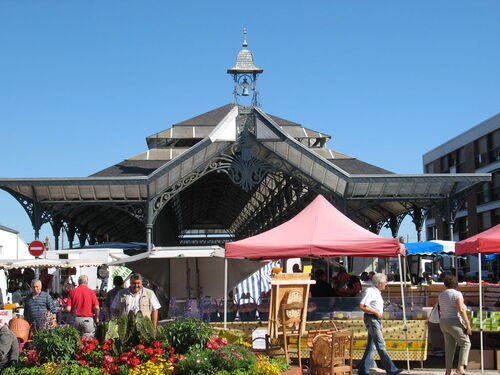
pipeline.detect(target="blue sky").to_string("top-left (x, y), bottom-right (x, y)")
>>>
top-left (0, 1), bottom-right (499, 244)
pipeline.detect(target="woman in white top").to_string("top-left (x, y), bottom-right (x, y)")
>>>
top-left (437, 275), bottom-right (472, 375)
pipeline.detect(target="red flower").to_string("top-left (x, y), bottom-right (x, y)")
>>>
top-left (150, 356), bottom-right (158, 363)
top-left (136, 344), bottom-right (145, 350)
top-left (169, 347), bottom-right (175, 353)
top-left (144, 348), bottom-right (154, 355)
top-left (87, 343), bottom-right (96, 351)
top-left (153, 341), bottom-right (162, 348)
top-left (102, 344), bottom-right (110, 350)
top-left (104, 339), bottom-right (113, 344)
top-left (104, 355), bottom-right (114, 363)
top-left (128, 357), bottom-right (140, 366)
top-left (79, 360), bottom-right (87, 365)
top-left (154, 348), bottom-right (164, 356)
top-left (91, 339), bottom-right (99, 345)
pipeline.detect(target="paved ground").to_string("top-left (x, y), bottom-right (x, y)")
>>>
top-left (282, 356), bottom-right (499, 375)
top-left (284, 367), bottom-right (500, 375)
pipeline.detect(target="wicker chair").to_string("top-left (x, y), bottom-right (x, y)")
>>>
top-left (310, 329), bottom-right (353, 375)
top-left (279, 301), bottom-right (306, 369)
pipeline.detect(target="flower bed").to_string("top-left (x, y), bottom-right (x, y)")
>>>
top-left (4, 314), bottom-right (290, 375)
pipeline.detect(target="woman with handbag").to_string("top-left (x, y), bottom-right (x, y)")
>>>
top-left (438, 275), bottom-right (472, 375)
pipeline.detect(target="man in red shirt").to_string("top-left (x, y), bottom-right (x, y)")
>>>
top-left (65, 275), bottom-right (100, 337)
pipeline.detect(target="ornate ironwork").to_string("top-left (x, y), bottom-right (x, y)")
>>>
top-left (227, 28), bottom-right (263, 107)
top-left (385, 213), bottom-right (408, 238)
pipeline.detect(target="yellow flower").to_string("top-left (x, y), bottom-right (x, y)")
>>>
top-left (255, 359), bottom-right (280, 375)
top-left (41, 362), bottom-right (59, 375)
top-left (129, 358), bottom-right (175, 375)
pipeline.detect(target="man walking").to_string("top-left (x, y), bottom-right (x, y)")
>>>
top-left (65, 275), bottom-right (100, 338)
top-left (357, 273), bottom-right (403, 375)
top-left (111, 273), bottom-right (161, 326)
top-left (24, 279), bottom-right (57, 328)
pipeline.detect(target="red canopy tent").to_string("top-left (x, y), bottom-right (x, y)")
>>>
top-left (224, 194), bottom-right (410, 368)
top-left (225, 194), bottom-right (404, 259)
top-left (455, 224), bottom-right (500, 371)
top-left (455, 224), bottom-right (500, 255)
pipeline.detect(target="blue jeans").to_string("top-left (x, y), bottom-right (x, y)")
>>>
top-left (357, 315), bottom-right (398, 375)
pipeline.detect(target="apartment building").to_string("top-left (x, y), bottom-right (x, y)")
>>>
top-left (423, 113), bottom-right (500, 241)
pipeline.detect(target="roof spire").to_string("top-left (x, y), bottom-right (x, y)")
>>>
top-left (242, 28), bottom-right (248, 47)
top-left (227, 28), bottom-right (264, 107)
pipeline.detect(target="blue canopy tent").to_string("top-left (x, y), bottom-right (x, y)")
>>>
top-left (404, 240), bottom-right (455, 255)
top-left (484, 253), bottom-right (500, 261)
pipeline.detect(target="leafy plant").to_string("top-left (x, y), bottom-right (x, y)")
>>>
top-left (2, 366), bottom-right (44, 375)
top-left (209, 344), bottom-right (256, 373)
top-left (95, 311), bottom-right (166, 355)
top-left (164, 317), bottom-right (213, 354)
top-left (53, 362), bottom-right (104, 375)
top-left (32, 325), bottom-right (80, 363)
top-left (176, 348), bottom-right (216, 375)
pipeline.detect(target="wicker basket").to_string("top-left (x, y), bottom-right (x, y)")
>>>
top-left (9, 317), bottom-right (31, 342)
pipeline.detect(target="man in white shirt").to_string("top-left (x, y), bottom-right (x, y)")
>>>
top-left (111, 274), bottom-right (161, 326)
top-left (357, 273), bottom-right (403, 375)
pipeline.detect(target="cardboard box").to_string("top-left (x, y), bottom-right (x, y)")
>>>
top-left (468, 349), bottom-right (494, 370)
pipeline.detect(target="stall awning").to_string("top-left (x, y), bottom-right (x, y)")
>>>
top-left (107, 246), bottom-right (264, 299)
top-left (404, 240), bottom-right (455, 255)
top-left (225, 194), bottom-right (404, 260)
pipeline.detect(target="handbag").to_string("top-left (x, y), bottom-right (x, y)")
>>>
top-left (428, 303), bottom-right (440, 324)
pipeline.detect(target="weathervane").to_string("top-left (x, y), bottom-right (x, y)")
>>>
top-left (227, 28), bottom-right (264, 107)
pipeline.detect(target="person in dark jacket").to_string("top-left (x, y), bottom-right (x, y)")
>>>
top-left (0, 322), bottom-right (19, 371)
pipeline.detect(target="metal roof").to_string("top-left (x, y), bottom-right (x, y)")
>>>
top-left (0, 105), bottom-right (490, 244)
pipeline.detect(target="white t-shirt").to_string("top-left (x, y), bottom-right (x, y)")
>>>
top-left (438, 288), bottom-right (463, 319)
top-left (111, 288), bottom-right (161, 314)
top-left (359, 285), bottom-right (384, 316)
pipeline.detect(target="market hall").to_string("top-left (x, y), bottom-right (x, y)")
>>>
top-left (0, 34), bottom-right (489, 277)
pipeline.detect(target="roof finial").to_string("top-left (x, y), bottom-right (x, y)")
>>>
top-left (242, 28), bottom-right (248, 47)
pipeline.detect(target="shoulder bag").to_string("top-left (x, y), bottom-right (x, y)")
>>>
top-left (428, 302), bottom-right (440, 324)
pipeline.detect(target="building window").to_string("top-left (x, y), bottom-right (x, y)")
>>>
top-left (493, 208), bottom-right (500, 226)
top-left (426, 226), bottom-right (435, 240)
top-left (475, 136), bottom-right (489, 168)
top-left (425, 163), bottom-right (434, 173)
top-left (456, 147), bottom-right (466, 172)
top-left (457, 217), bottom-right (468, 240)
top-left (478, 211), bottom-right (492, 232)
top-left (477, 182), bottom-right (492, 204)
top-left (490, 129), bottom-right (500, 162)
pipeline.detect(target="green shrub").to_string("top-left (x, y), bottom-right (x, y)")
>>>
top-left (209, 344), bottom-right (256, 373)
top-left (165, 317), bottom-right (213, 354)
top-left (270, 355), bottom-right (291, 372)
top-left (53, 363), bottom-right (104, 375)
top-left (2, 366), bottom-right (42, 375)
top-left (176, 348), bottom-right (216, 375)
top-left (32, 325), bottom-right (80, 363)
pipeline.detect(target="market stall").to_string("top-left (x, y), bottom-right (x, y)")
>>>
top-left (107, 246), bottom-right (264, 300)
top-left (456, 224), bottom-right (500, 371)
top-left (225, 195), bottom-right (418, 366)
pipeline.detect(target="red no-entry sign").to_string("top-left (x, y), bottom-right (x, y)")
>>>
top-left (28, 240), bottom-right (45, 257)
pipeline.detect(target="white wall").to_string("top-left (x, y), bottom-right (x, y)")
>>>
top-left (0, 227), bottom-right (30, 303)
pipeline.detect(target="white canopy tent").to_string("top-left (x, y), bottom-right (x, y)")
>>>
top-left (0, 258), bottom-right (105, 270)
top-left (107, 246), bottom-right (264, 300)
